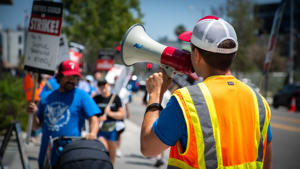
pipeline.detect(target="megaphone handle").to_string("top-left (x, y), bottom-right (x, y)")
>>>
top-left (161, 64), bottom-right (175, 78)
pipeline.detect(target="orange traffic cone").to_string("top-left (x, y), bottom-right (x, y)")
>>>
top-left (289, 97), bottom-right (296, 113)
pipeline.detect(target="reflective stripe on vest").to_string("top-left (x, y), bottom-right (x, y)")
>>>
top-left (168, 82), bottom-right (268, 169)
top-left (246, 86), bottom-right (270, 163)
top-left (188, 83), bottom-right (222, 168)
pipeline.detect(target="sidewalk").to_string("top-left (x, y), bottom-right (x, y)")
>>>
top-left (0, 120), bottom-right (169, 169)
top-left (114, 120), bottom-right (169, 169)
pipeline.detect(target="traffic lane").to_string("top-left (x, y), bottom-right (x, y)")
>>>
top-left (270, 107), bottom-right (300, 169)
top-left (271, 127), bottom-right (300, 169)
top-left (271, 107), bottom-right (300, 130)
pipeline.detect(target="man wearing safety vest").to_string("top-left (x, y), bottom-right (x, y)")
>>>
top-left (141, 16), bottom-right (272, 169)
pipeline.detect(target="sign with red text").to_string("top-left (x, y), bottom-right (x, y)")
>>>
top-left (24, 1), bottom-right (63, 75)
top-left (96, 59), bottom-right (114, 71)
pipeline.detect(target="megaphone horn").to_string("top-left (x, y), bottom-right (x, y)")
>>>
top-left (121, 24), bottom-right (193, 75)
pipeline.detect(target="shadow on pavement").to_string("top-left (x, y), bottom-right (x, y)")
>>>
top-left (126, 161), bottom-right (154, 167)
top-left (125, 153), bottom-right (146, 159)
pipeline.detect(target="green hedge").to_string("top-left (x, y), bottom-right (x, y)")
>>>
top-left (0, 73), bottom-right (28, 133)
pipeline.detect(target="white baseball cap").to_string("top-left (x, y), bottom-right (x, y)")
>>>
top-left (179, 16), bottom-right (238, 54)
top-left (85, 75), bottom-right (94, 82)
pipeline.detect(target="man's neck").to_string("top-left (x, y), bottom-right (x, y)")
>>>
top-left (59, 87), bottom-right (74, 93)
top-left (202, 69), bottom-right (231, 80)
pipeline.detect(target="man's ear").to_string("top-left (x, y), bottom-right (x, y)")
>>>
top-left (194, 48), bottom-right (202, 64)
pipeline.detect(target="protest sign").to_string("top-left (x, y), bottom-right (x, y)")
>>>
top-left (57, 34), bottom-right (70, 65)
top-left (105, 64), bottom-right (133, 106)
top-left (24, 1), bottom-right (63, 75)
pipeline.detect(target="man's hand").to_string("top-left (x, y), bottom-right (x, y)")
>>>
top-left (27, 101), bottom-right (41, 130)
top-left (27, 102), bottom-right (38, 114)
top-left (87, 116), bottom-right (99, 140)
top-left (146, 72), bottom-right (163, 96)
top-left (159, 68), bottom-right (172, 100)
top-left (146, 69), bottom-right (172, 104)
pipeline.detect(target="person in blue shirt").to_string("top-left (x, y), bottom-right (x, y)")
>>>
top-left (85, 74), bottom-right (97, 97)
top-left (27, 60), bottom-right (101, 168)
top-left (39, 75), bottom-right (59, 100)
top-left (152, 96), bottom-right (272, 153)
top-left (140, 16), bottom-right (272, 169)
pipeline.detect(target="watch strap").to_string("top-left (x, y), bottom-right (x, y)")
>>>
top-left (145, 103), bottom-right (163, 113)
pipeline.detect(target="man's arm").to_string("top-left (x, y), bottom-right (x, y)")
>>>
top-left (141, 108), bottom-right (169, 157)
top-left (140, 71), bottom-right (171, 157)
top-left (263, 142), bottom-right (272, 169)
top-left (85, 115), bottom-right (99, 140)
top-left (27, 102), bottom-right (42, 130)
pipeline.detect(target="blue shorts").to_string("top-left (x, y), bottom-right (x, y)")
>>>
top-left (98, 129), bottom-right (118, 141)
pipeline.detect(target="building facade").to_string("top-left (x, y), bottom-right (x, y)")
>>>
top-left (0, 29), bottom-right (25, 68)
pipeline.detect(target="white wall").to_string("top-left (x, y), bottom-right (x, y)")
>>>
top-left (1, 30), bottom-right (25, 67)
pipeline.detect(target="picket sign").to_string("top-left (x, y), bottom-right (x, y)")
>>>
top-left (23, 1), bottom-right (63, 144)
top-left (105, 64), bottom-right (133, 107)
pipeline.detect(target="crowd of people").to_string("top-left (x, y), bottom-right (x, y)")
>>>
top-left (25, 60), bottom-right (135, 168)
top-left (25, 15), bottom-right (272, 169)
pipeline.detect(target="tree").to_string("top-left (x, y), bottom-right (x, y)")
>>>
top-left (62, 0), bottom-right (144, 72)
top-left (174, 24), bottom-right (186, 41)
top-left (211, 0), bottom-right (261, 72)
top-left (0, 73), bottom-right (28, 133)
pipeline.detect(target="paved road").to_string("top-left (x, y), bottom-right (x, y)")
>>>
top-left (1, 91), bottom-right (300, 169)
top-left (269, 107), bottom-right (300, 169)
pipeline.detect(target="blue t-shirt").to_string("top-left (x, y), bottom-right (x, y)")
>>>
top-left (37, 88), bottom-right (101, 166)
top-left (88, 84), bottom-right (97, 95)
top-left (153, 96), bottom-right (272, 151)
top-left (39, 77), bottom-right (59, 100)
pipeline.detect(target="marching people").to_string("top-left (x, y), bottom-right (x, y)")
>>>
top-left (140, 16), bottom-right (272, 169)
top-left (94, 79), bottom-right (125, 164)
top-left (85, 74), bottom-right (98, 97)
top-left (115, 84), bottom-right (132, 157)
top-left (27, 60), bottom-right (101, 168)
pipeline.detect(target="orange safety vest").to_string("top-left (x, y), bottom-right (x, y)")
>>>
top-left (168, 75), bottom-right (271, 169)
top-left (23, 73), bottom-right (45, 102)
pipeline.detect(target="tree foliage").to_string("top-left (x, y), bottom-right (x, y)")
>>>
top-left (174, 24), bottom-right (186, 41)
top-left (212, 0), bottom-right (261, 72)
top-left (0, 73), bottom-right (28, 133)
top-left (62, 0), bottom-right (143, 72)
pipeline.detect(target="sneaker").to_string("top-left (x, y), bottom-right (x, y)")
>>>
top-left (116, 149), bottom-right (122, 157)
top-left (154, 159), bottom-right (164, 168)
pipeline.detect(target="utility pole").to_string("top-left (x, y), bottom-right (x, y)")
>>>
top-left (288, 0), bottom-right (294, 84)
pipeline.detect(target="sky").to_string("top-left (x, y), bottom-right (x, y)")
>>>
top-left (0, 0), bottom-right (281, 41)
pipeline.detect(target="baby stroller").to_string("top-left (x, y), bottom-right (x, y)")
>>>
top-left (43, 136), bottom-right (113, 169)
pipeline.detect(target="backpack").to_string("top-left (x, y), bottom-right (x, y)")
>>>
top-left (54, 139), bottom-right (113, 169)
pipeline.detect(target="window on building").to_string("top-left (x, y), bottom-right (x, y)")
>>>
top-left (19, 49), bottom-right (22, 58)
top-left (18, 35), bottom-right (22, 44)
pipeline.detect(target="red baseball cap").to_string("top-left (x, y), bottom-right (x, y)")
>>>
top-left (60, 60), bottom-right (82, 77)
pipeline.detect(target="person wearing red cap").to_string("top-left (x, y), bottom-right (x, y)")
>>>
top-left (140, 16), bottom-right (272, 169)
top-left (27, 60), bottom-right (101, 168)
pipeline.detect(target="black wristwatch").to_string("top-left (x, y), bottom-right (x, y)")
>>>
top-left (145, 103), bottom-right (163, 113)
